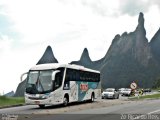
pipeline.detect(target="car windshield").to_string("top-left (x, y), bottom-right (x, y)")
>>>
top-left (105, 89), bottom-right (114, 92)
top-left (26, 70), bottom-right (54, 94)
top-left (125, 89), bottom-right (131, 91)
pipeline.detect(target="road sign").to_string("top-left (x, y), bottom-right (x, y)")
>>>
top-left (130, 82), bottom-right (137, 90)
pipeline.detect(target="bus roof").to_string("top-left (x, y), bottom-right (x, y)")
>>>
top-left (30, 63), bottom-right (100, 73)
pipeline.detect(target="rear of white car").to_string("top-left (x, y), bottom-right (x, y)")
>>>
top-left (121, 88), bottom-right (131, 96)
top-left (102, 88), bottom-right (119, 99)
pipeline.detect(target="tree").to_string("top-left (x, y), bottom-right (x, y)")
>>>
top-left (153, 77), bottom-right (160, 88)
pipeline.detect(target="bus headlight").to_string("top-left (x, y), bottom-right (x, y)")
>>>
top-left (41, 95), bottom-right (49, 99)
top-left (41, 96), bottom-right (47, 99)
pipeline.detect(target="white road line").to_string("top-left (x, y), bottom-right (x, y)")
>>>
top-left (148, 109), bottom-right (160, 114)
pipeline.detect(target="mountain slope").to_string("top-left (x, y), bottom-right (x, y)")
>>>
top-left (71, 12), bottom-right (156, 88)
top-left (101, 12), bottom-right (153, 88)
top-left (150, 28), bottom-right (160, 62)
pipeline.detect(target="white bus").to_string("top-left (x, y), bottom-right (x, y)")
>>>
top-left (22, 63), bottom-right (101, 108)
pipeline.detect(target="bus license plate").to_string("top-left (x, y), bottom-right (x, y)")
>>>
top-left (35, 101), bottom-right (40, 104)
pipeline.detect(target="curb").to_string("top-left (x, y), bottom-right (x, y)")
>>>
top-left (0, 104), bottom-right (25, 109)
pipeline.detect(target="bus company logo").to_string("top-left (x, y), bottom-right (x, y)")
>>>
top-left (80, 83), bottom-right (88, 91)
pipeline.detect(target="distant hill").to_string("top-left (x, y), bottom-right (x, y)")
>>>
top-left (4, 91), bottom-right (14, 97)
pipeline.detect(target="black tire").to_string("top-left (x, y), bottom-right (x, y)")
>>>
top-left (117, 95), bottom-right (119, 99)
top-left (90, 93), bottom-right (94, 102)
top-left (63, 96), bottom-right (68, 107)
top-left (113, 95), bottom-right (116, 99)
top-left (39, 105), bottom-right (45, 108)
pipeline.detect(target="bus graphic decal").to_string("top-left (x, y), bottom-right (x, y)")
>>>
top-left (80, 83), bottom-right (88, 91)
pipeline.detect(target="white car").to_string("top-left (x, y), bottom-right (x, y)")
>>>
top-left (121, 88), bottom-right (132, 96)
top-left (102, 88), bottom-right (119, 99)
top-left (118, 88), bottom-right (126, 94)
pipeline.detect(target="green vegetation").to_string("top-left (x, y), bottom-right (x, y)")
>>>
top-left (0, 96), bottom-right (25, 107)
top-left (153, 77), bottom-right (160, 89)
top-left (129, 93), bottom-right (160, 100)
top-left (152, 87), bottom-right (160, 91)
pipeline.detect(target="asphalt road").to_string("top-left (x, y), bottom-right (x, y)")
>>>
top-left (69, 99), bottom-right (160, 114)
top-left (1, 98), bottom-right (160, 120)
top-left (0, 91), bottom-right (159, 120)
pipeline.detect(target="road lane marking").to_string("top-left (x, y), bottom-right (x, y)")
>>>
top-left (148, 109), bottom-right (160, 114)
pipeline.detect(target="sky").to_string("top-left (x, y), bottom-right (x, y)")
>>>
top-left (0, 0), bottom-right (160, 94)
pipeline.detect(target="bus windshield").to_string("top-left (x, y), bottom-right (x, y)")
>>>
top-left (26, 70), bottom-right (57, 94)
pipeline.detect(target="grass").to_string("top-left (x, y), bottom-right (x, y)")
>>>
top-left (0, 96), bottom-right (25, 107)
top-left (129, 93), bottom-right (160, 100)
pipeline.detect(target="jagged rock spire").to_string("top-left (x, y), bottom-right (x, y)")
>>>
top-left (135, 12), bottom-right (146, 35)
top-left (37, 45), bottom-right (58, 65)
top-left (70, 48), bottom-right (93, 69)
top-left (138, 12), bottom-right (144, 26)
top-left (80, 48), bottom-right (91, 62)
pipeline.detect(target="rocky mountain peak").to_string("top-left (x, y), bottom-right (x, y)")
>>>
top-left (138, 12), bottom-right (144, 26)
top-left (80, 48), bottom-right (91, 62)
top-left (103, 12), bottom-right (150, 69)
top-left (36, 45), bottom-right (58, 64)
top-left (70, 48), bottom-right (93, 68)
top-left (135, 12), bottom-right (146, 35)
top-left (131, 12), bottom-right (151, 66)
top-left (111, 34), bottom-right (120, 44)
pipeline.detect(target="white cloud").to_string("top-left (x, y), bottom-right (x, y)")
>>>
top-left (145, 5), bottom-right (160, 40)
top-left (0, 35), bottom-right (12, 52)
top-left (119, 0), bottom-right (150, 16)
top-left (0, 40), bottom-right (49, 94)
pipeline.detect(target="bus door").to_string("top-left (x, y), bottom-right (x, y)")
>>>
top-left (70, 81), bottom-right (78, 101)
top-left (52, 70), bottom-right (63, 103)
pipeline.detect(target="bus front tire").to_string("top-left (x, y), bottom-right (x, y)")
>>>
top-left (39, 105), bottom-right (45, 108)
top-left (90, 93), bottom-right (94, 102)
top-left (63, 96), bottom-right (68, 107)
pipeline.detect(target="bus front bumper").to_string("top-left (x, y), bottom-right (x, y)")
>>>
top-left (25, 94), bottom-right (62, 105)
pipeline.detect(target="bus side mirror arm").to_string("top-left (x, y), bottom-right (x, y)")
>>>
top-left (20, 72), bottom-right (28, 82)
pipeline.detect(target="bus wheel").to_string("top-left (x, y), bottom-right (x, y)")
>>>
top-left (63, 96), bottom-right (68, 107)
top-left (90, 93), bottom-right (94, 102)
top-left (39, 105), bottom-right (45, 108)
